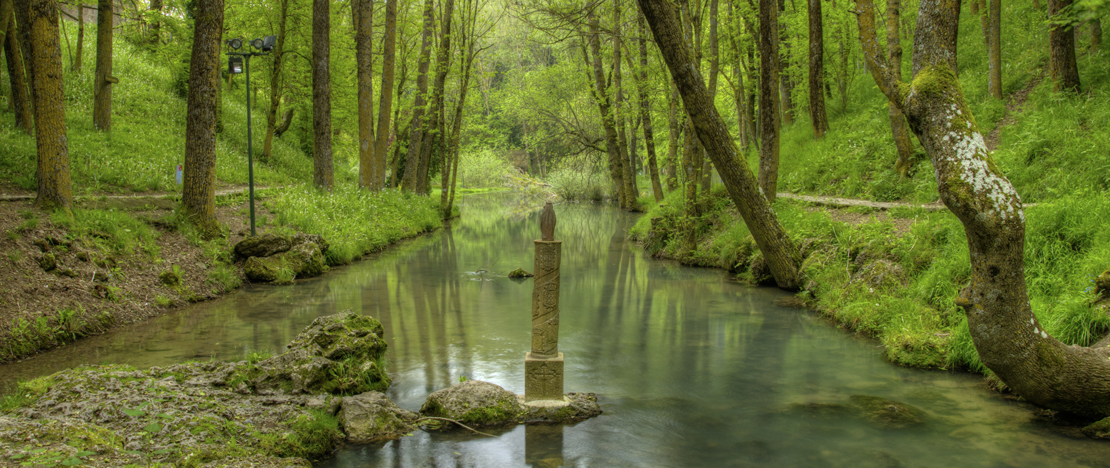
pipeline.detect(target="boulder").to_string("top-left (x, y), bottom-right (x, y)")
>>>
top-left (292, 233), bottom-right (330, 256)
top-left (242, 242), bottom-right (327, 283)
top-left (340, 391), bottom-right (418, 443)
top-left (233, 233), bottom-right (292, 260)
top-left (1096, 269), bottom-right (1110, 299)
top-left (520, 392), bottom-right (602, 423)
top-left (228, 311), bottom-right (391, 395)
top-left (508, 268), bottom-right (533, 278)
top-left (848, 395), bottom-right (925, 429)
top-left (420, 381), bottom-right (525, 427)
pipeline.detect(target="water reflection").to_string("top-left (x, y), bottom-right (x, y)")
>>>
top-left (4, 193), bottom-right (1110, 468)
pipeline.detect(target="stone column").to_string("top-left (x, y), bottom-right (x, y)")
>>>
top-left (525, 202), bottom-right (564, 401)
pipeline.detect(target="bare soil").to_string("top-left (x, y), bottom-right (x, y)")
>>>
top-left (0, 189), bottom-right (283, 364)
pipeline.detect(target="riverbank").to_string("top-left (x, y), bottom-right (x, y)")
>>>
top-left (630, 187), bottom-right (1110, 378)
top-left (0, 186), bottom-right (444, 365)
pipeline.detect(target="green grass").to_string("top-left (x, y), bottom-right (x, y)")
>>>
top-left (266, 184), bottom-right (442, 265)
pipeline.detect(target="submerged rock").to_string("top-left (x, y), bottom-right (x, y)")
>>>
top-left (849, 395), bottom-right (925, 429)
top-left (419, 381), bottom-right (601, 429)
top-left (340, 391), bottom-right (418, 443)
top-left (508, 268), bottom-right (534, 278)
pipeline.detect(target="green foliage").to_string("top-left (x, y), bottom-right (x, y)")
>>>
top-left (267, 185), bottom-right (442, 265)
top-left (51, 208), bottom-right (158, 258)
top-left (258, 409), bottom-right (341, 459)
top-left (453, 148), bottom-right (515, 189)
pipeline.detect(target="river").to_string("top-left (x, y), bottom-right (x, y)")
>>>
top-left (3, 192), bottom-right (1109, 467)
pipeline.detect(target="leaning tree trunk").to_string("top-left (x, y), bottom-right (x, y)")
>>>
top-left (638, 0), bottom-right (801, 290)
top-left (312, 0), bottom-right (333, 191)
top-left (182, 0), bottom-right (223, 235)
top-left (1048, 0), bottom-right (1080, 93)
top-left (758, 0), bottom-right (781, 202)
top-left (402, 0), bottom-right (434, 192)
top-left (856, 0), bottom-right (1110, 416)
top-left (93, 0), bottom-right (112, 131)
top-left (27, 0), bottom-right (72, 210)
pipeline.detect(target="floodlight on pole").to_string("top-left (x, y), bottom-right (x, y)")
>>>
top-left (226, 36), bottom-right (275, 236)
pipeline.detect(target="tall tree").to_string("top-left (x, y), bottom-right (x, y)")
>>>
top-left (638, 0), bottom-right (801, 290)
top-left (26, 0), bottom-right (72, 210)
top-left (73, 2), bottom-right (83, 71)
top-left (93, 0), bottom-right (113, 131)
top-left (4, 3), bottom-right (32, 133)
top-left (312, 0), bottom-right (333, 190)
top-left (1048, 0), bottom-right (1081, 92)
top-left (402, 0), bottom-right (434, 192)
top-left (583, 4), bottom-right (626, 209)
top-left (182, 0), bottom-right (224, 234)
top-left (355, 0), bottom-right (375, 189)
top-left (886, 0), bottom-right (915, 176)
top-left (417, 0), bottom-right (455, 194)
top-left (857, 0), bottom-right (1110, 417)
top-left (373, 0), bottom-right (398, 190)
top-left (987, 0), bottom-right (1001, 99)
top-left (148, 0), bottom-right (162, 44)
top-left (613, 0), bottom-right (636, 209)
top-left (808, 0), bottom-right (829, 138)
top-left (442, 0), bottom-right (480, 218)
top-left (261, 0), bottom-right (288, 162)
top-left (758, 0), bottom-right (781, 201)
top-left (636, 11), bottom-right (664, 202)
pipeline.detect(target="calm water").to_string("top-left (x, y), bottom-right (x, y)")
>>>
top-left (3, 193), bottom-right (1109, 467)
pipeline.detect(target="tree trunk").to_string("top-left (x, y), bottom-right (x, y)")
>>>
top-left (1048, 0), bottom-right (1080, 92)
top-left (778, 14), bottom-right (794, 126)
top-left (261, 0), bottom-right (288, 162)
top-left (638, 0), bottom-right (801, 290)
top-left (987, 0), bottom-right (1001, 99)
top-left (148, 0), bottom-right (161, 44)
top-left (758, 0), bottom-right (781, 202)
top-left (373, 0), bottom-right (397, 190)
top-left (701, 0), bottom-right (719, 194)
top-left (1092, 19), bottom-right (1102, 49)
top-left (182, 0), bottom-right (223, 234)
top-left (93, 0), bottom-right (111, 131)
top-left (402, 0), bottom-right (434, 192)
top-left (27, 0), bottom-right (71, 210)
top-left (73, 3), bottom-right (82, 71)
top-left (637, 11), bottom-right (664, 202)
top-left (355, 0), bottom-right (374, 189)
top-left (418, 0), bottom-right (453, 195)
top-left (613, 0), bottom-right (636, 210)
top-left (4, 8), bottom-right (32, 133)
top-left (665, 79), bottom-right (679, 192)
top-left (0, 0), bottom-right (9, 59)
top-left (443, 12), bottom-right (477, 218)
top-left (886, 0), bottom-right (915, 176)
top-left (584, 6), bottom-right (624, 208)
top-left (857, 0), bottom-right (1110, 417)
top-left (312, 0), bottom-right (333, 190)
top-left (807, 0), bottom-right (828, 138)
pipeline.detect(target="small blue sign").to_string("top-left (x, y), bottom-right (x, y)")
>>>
top-left (176, 164), bottom-right (183, 185)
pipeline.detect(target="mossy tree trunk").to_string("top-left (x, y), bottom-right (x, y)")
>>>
top-left (856, 0), bottom-right (1110, 416)
top-left (636, 11), bottom-right (664, 202)
top-left (93, 0), bottom-right (112, 131)
top-left (1048, 0), bottom-right (1080, 92)
top-left (758, 0), bottom-right (781, 202)
top-left (182, 0), bottom-right (223, 234)
top-left (417, 0), bottom-right (453, 195)
top-left (665, 79), bottom-right (680, 192)
top-left (885, 0), bottom-right (915, 176)
top-left (613, 0), bottom-right (637, 210)
top-left (442, 0), bottom-right (478, 219)
top-left (583, 7), bottom-right (626, 209)
top-left (311, 0), bottom-right (333, 191)
top-left (27, 0), bottom-right (71, 210)
top-left (148, 0), bottom-right (161, 44)
top-left (4, 2), bottom-right (33, 134)
top-left (638, 0), bottom-right (801, 290)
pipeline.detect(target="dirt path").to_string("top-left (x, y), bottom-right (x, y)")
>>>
top-left (985, 71), bottom-right (1045, 151)
top-left (0, 185), bottom-right (270, 202)
top-left (777, 192), bottom-right (947, 211)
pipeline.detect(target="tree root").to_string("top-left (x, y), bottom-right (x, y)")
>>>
top-left (413, 416), bottom-right (496, 437)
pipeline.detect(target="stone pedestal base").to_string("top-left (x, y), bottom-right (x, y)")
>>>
top-left (524, 352), bottom-right (563, 402)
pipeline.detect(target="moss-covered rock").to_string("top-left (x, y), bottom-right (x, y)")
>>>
top-left (241, 242), bottom-right (327, 283)
top-left (420, 381), bottom-right (525, 427)
top-left (38, 252), bottom-right (56, 271)
top-left (340, 391), bottom-right (418, 443)
top-left (243, 255), bottom-right (287, 282)
top-left (292, 233), bottom-right (330, 257)
top-left (1096, 269), bottom-right (1110, 299)
top-left (228, 311), bottom-right (390, 395)
top-left (508, 268), bottom-right (533, 278)
top-left (233, 233), bottom-right (292, 260)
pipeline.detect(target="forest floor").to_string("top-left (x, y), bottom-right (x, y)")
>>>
top-left (0, 186), bottom-right (286, 365)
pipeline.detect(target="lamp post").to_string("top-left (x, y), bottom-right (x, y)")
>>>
top-left (227, 35), bottom-right (276, 236)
